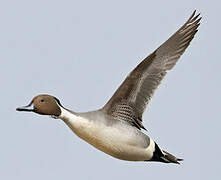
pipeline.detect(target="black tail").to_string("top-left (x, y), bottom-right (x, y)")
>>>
top-left (150, 142), bottom-right (183, 164)
top-left (161, 150), bottom-right (183, 164)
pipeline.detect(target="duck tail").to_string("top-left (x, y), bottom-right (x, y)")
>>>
top-left (161, 150), bottom-right (183, 164)
top-left (150, 142), bottom-right (183, 164)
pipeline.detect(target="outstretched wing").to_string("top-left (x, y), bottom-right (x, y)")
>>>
top-left (102, 11), bottom-right (201, 130)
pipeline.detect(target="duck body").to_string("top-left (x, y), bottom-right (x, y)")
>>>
top-left (61, 108), bottom-right (153, 161)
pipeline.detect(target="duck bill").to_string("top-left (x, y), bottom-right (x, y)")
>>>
top-left (16, 101), bottom-right (34, 112)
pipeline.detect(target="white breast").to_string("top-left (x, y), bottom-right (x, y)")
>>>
top-left (59, 107), bottom-right (154, 161)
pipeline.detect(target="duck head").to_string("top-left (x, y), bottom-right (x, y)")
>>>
top-left (16, 94), bottom-right (62, 118)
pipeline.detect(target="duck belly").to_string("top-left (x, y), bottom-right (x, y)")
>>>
top-left (65, 119), bottom-right (153, 161)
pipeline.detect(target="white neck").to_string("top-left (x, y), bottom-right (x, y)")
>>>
top-left (59, 106), bottom-right (78, 122)
top-left (58, 106), bottom-right (92, 141)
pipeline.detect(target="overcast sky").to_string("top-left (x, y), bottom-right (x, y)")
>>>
top-left (0, 0), bottom-right (220, 179)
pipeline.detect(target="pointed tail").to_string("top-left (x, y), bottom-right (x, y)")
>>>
top-left (151, 142), bottom-right (183, 164)
top-left (161, 150), bottom-right (183, 164)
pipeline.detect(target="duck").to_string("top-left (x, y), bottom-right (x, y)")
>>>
top-left (16, 11), bottom-right (201, 164)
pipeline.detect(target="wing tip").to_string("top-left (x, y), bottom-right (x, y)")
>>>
top-left (188, 10), bottom-right (202, 25)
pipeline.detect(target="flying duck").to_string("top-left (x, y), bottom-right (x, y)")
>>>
top-left (16, 11), bottom-right (201, 164)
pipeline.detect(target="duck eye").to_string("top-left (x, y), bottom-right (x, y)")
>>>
top-left (40, 99), bottom-right (45, 103)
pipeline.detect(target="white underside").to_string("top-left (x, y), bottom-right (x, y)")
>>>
top-left (59, 107), bottom-right (155, 161)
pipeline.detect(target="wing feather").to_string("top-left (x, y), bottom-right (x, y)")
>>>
top-left (102, 11), bottom-right (201, 130)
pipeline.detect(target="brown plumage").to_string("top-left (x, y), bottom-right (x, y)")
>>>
top-left (16, 95), bottom-right (61, 116)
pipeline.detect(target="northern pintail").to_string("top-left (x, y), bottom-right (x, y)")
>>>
top-left (16, 11), bottom-right (201, 164)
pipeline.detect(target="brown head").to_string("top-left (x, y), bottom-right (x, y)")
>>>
top-left (16, 94), bottom-right (63, 118)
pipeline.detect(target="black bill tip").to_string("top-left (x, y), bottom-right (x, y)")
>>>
top-left (16, 106), bottom-right (34, 112)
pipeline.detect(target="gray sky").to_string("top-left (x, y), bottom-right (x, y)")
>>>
top-left (0, 0), bottom-right (219, 179)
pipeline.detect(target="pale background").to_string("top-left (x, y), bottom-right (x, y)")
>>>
top-left (0, 0), bottom-right (219, 179)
